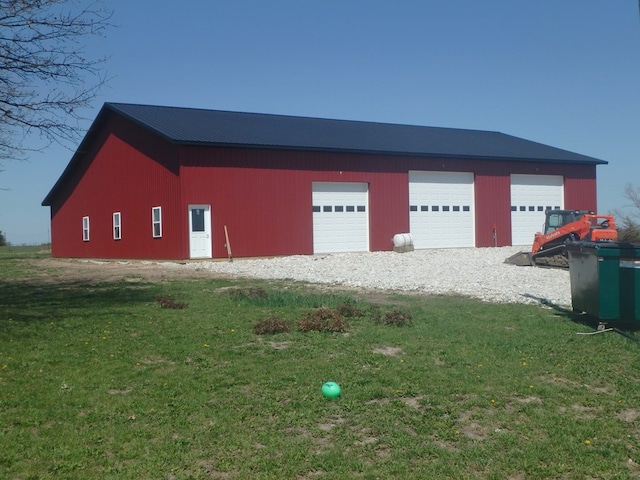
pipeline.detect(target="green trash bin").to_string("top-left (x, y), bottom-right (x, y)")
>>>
top-left (567, 242), bottom-right (640, 326)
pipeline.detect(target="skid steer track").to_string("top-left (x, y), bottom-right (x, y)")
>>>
top-left (505, 245), bottom-right (569, 269)
top-left (531, 244), bottom-right (569, 269)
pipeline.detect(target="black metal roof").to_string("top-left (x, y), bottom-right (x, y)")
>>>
top-left (42, 102), bottom-right (606, 206)
top-left (106, 103), bottom-right (607, 165)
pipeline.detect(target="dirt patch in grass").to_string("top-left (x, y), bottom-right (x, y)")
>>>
top-left (516, 396), bottom-right (542, 404)
top-left (107, 388), bottom-right (132, 395)
top-left (23, 258), bottom-right (227, 284)
top-left (365, 395), bottom-right (425, 410)
top-left (456, 406), bottom-right (502, 441)
top-left (372, 346), bottom-right (404, 357)
top-left (318, 415), bottom-right (346, 432)
top-left (366, 398), bottom-right (391, 407)
top-left (538, 374), bottom-right (616, 396)
top-left (197, 461), bottom-right (235, 479)
top-left (459, 422), bottom-right (489, 441)
top-left (400, 395), bottom-right (425, 409)
top-left (139, 356), bottom-right (175, 365)
top-left (269, 341), bottom-right (291, 350)
top-left (556, 403), bottom-right (599, 420)
top-left (347, 424), bottom-right (380, 448)
top-left (617, 409), bottom-right (640, 422)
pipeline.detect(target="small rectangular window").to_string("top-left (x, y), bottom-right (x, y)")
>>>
top-left (528, 206), bottom-right (535, 212)
top-left (453, 206), bottom-right (460, 212)
top-left (443, 206), bottom-right (450, 212)
top-left (82, 216), bottom-right (90, 242)
top-left (191, 208), bottom-right (205, 232)
top-left (519, 206), bottom-right (526, 212)
top-left (346, 205), bottom-right (355, 212)
top-left (323, 205), bottom-right (332, 212)
top-left (312, 205), bottom-right (321, 213)
top-left (113, 212), bottom-right (121, 240)
top-left (432, 206), bottom-right (440, 212)
top-left (410, 205), bottom-right (418, 212)
top-left (421, 205), bottom-right (428, 211)
top-left (537, 206), bottom-right (544, 211)
top-left (335, 205), bottom-right (344, 212)
top-left (511, 206), bottom-right (517, 212)
top-left (463, 206), bottom-right (470, 212)
top-left (152, 206), bottom-right (162, 238)
top-left (357, 205), bottom-right (365, 212)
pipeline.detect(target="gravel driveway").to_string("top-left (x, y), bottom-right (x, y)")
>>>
top-left (173, 246), bottom-right (571, 307)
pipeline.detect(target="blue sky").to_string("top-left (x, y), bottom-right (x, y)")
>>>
top-left (2, 0), bottom-right (640, 244)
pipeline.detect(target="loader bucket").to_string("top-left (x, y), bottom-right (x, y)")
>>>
top-left (505, 251), bottom-right (534, 266)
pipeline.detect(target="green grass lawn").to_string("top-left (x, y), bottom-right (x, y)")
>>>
top-left (2, 247), bottom-right (640, 479)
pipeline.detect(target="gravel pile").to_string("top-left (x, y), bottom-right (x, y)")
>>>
top-left (168, 246), bottom-right (571, 306)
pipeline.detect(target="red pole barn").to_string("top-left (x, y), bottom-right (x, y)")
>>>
top-left (42, 103), bottom-right (604, 260)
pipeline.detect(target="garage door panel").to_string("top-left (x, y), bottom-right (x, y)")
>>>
top-left (409, 171), bottom-right (475, 249)
top-left (312, 182), bottom-right (369, 254)
top-left (510, 174), bottom-right (563, 245)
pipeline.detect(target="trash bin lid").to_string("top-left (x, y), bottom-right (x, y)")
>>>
top-left (567, 241), bottom-right (640, 258)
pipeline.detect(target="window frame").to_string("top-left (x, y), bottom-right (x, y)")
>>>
top-left (113, 212), bottom-right (121, 240)
top-left (82, 216), bottom-right (90, 242)
top-left (152, 206), bottom-right (162, 238)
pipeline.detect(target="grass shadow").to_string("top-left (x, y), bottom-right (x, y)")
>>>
top-left (522, 293), bottom-right (640, 342)
top-left (0, 278), bottom-right (156, 326)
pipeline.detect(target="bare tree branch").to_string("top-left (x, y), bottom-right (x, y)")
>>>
top-left (613, 184), bottom-right (640, 242)
top-left (0, 0), bottom-right (113, 161)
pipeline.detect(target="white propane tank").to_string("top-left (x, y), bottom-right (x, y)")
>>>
top-left (392, 233), bottom-right (414, 253)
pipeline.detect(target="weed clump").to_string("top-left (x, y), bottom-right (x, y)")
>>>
top-left (336, 303), bottom-right (364, 318)
top-left (229, 287), bottom-right (268, 301)
top-left (374, 308), bottom-right (413, 327)
top-left (156, 296), bottom-right (187, 309)
top-left (254, 317), bottom-right (290, 335)
top-left (298, 308), bottom-right (349, 333)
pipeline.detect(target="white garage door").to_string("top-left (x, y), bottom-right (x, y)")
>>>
top-left (409, 171), bottom-right (475, 249)
top-left (510, 174), bottom-right (563, 245)
top-left (312, 182), bottom-right (369, 254)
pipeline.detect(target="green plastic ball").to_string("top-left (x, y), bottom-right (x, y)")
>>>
top-left (321, 381), bottom-right (341, 399)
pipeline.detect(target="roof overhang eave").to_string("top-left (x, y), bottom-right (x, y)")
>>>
top-left (174, 140), bottom-right (608, 165)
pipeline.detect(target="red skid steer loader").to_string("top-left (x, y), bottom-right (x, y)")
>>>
top-left (505, 210), bottom-right (618, 268)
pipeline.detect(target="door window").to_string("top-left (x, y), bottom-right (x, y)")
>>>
top-left (191, 208), bottom-right (205, 232)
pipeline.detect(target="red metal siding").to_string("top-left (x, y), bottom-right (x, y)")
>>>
top-left (179, 147), bottom-right (408, 257)
top-left (562, 166), bottom-right (598, 211)
top-left (474, 173), bottom-right (512, 247)
top-left (50, 115), bottom-right (182, 259)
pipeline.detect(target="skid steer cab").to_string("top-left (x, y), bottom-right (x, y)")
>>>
top-left (505, 210), bottom-right (618, 268)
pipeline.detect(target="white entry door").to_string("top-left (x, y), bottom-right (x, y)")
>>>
top-left (189, 205), bottom-right (212, 259)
